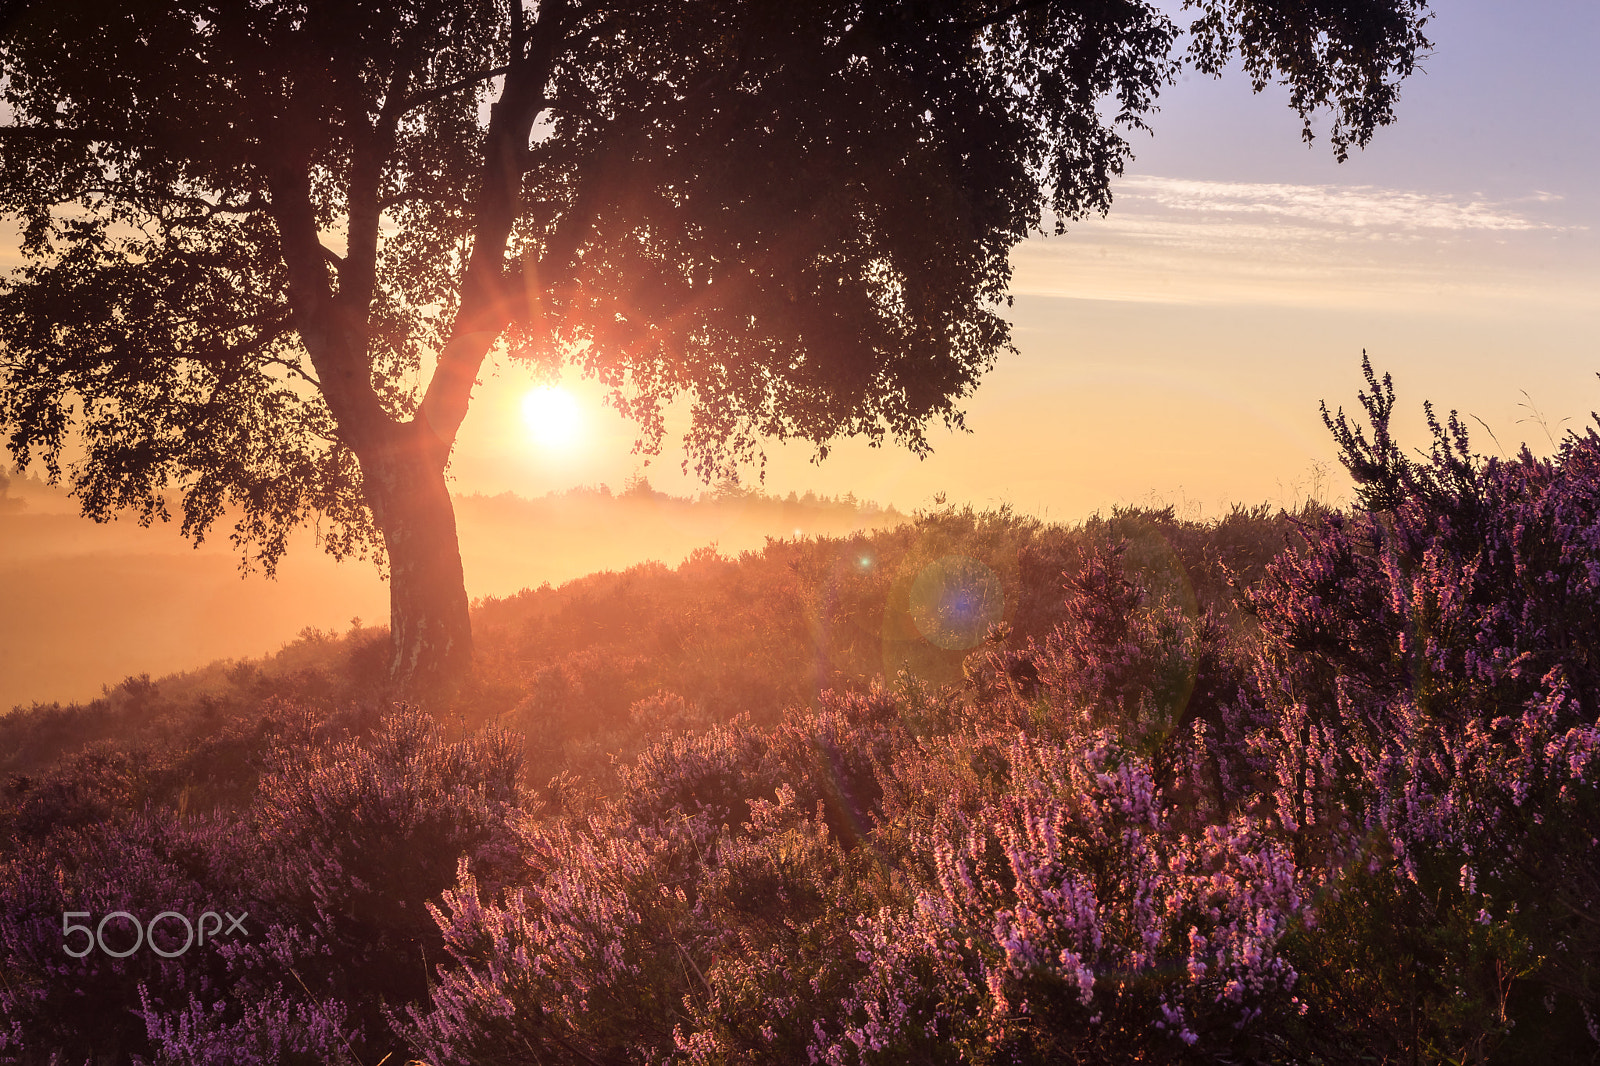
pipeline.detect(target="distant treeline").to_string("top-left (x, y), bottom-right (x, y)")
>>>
top-left (576, 472), bottom-right (904, 517)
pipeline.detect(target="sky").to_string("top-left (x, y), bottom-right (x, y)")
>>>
top-left (450, 0), bottom-right (1600, 522)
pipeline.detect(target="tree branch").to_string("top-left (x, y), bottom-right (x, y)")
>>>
top-left (265, 156), bottom-right (388, 451)
top-left (394, 65), bottom-right (513, 116)
top-left (523, 33), bottom-right (756, 293)
top-left (419, 0), bottom-right (574, 452)
top-left (340, 1), bottom-right (451, 341)
top-left (264, 354), bottom-right (322, 390)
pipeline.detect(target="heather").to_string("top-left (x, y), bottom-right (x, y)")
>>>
top-left (4, 366), bottom-right (1599, 1063)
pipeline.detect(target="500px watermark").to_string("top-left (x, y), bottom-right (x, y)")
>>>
top-left (61, 910), bottom-right (249, 958)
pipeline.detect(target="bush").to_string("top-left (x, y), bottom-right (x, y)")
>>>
top-left (1250, 357), bottom-right (1600, 1059)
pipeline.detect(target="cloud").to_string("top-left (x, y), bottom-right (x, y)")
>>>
top-left (1010, 175), bottom-right (1596, 311)
top-left (1117, 176), bottom-right (1563, 232)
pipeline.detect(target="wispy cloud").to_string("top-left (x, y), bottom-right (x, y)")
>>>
top-left (1119, 176), bottom-right (1562, 232)
top-left (1012, 175), bottom-right (1596, 311)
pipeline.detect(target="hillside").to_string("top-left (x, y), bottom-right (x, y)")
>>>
top-left (0, 501), bottom-right (1291, 794)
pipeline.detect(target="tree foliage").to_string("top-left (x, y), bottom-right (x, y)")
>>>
top-left (0, 0), bottom-right (1431, 575)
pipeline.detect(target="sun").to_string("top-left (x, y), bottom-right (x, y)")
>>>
top-left (521, 386), bottom-right (583, 451)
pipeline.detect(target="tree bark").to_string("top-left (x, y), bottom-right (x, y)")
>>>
top-left (262, 7), bottom-right (577, 696)
top-left (359, 417), bottom-right (472, 697)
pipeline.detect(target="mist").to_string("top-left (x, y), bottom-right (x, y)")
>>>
top-left (0, 470), bottom-right (903, 711)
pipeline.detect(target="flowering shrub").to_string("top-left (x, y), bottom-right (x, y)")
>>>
top-left (113, 707), bottom-right (526, 1066)
top-left (811, 731), bottom-right (1307, 1065)
top-left (0, 812), bottom-right (249, 1064)
top-left (408, 544), bottom-right (1307, 1065)
top-left (408, 813), bottom-right (698, 1064)
top-left (136, 985), bottom-right (356, 1066)
top-left (966, 536), bottom-right (1263, 820)
top-left (1250, 358), bottom-right (1600, 1057)
top-left (408, 706), bottom-right (883, 1066)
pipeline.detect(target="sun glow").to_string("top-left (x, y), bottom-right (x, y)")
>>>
top-left (521, 386), bottom-right (584, 451)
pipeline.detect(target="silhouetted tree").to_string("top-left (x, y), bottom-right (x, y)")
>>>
top-left (0, 0), bottom-right (1430, 693)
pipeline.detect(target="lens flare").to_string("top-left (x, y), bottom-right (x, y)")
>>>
top-left (908, 555), bottom-right (1005, 650)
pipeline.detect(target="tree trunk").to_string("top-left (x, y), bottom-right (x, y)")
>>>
top-left (359, 418), bottom-right (473, 698)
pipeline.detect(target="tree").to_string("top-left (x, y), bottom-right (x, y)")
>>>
top-left (0, 0), bottom-right (1431, 694)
